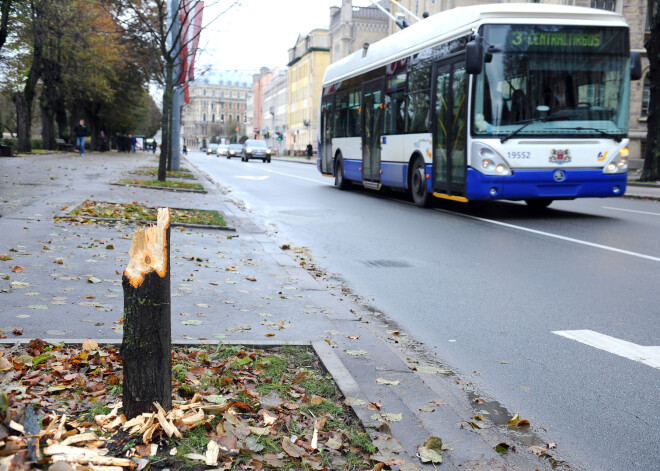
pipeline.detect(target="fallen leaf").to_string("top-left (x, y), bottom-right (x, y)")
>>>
top-left (375, 378), bottom-right (400, 386)
top-left (530, 445), bottom-right (547, 455)
top-left (87, 276), bottom-right (102, 284)
top-left (82, 339), bottom-right (99, 351)
top-left (282, 437), bottom-right (305, 458)
top-left (345, 349), bottom-right (368, 356)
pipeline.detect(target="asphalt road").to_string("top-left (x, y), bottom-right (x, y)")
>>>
top-left (188, 151), bottom-right (660, 471)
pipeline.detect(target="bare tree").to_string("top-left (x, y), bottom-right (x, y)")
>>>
top-left (108, 0), bottom-right (238, 180)
top-left (642, 0), bottom-right (660, 181)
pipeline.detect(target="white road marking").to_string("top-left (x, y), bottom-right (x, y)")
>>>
top-left (236, 176), bottom-right (269, 181)
top-left (437, 209), bottom-right (660, 263)
top-left (552, 330), bottom-right (660, 369)
top-left (245, 164), bottom-right (332, 184)
top-left (603, 206), bottom-right (660, 217)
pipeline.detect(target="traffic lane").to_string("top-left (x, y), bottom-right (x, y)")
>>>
top-left (429, 197), bottom-right (660, 262)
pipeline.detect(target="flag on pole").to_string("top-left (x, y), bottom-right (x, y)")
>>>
top-left (178, 0), bottom-right (204, 104)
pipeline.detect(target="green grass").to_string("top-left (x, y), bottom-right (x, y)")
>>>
top-left (70, 200), bottom-right (227, 226)
top-left (117, 179), bottom-right (204, 191)
top-left (132, 169), bottom-right (195, 179)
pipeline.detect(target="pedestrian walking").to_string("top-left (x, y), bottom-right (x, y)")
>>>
top-left (98, 131), bottom-right (106, 152)
top-left (74, 120), bottom-right (87, 155)
top-left (130, 135), bottom-right (137, 153)
top-left (306, 143), bottom-right (313, 160)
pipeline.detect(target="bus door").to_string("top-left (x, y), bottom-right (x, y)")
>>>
top-left (320, 95), bottom-right (334, 174)
top-left (432, 60), bottom-right (467, 196)
top-left (361, 80), bottom-right (384, 187)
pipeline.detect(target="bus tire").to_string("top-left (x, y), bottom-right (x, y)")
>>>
top-left (525, 198), bottom-right (553, 209)
top-left (410, 157), bottom-right (431, 207)
top-left (335, 155), bottom-right (349, 190)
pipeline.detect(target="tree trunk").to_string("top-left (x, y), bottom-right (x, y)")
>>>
top-left (642, 2), bottom-right (660, 181)
top-left (158, 61), bottom-right (173, 181)
top-left (14, 92), bottom-right (32, 152)
top-left (121, 208), bottom-right (172, 419)
top-left (41, 104), bottom-right (55, 150)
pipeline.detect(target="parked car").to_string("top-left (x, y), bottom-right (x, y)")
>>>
top-left (241, 139), bottom-right (272, 163)
top-left (216, 144), bottom-right (229, 157)
top-left (226, 144), bottom-right (244, 159)
top-left (206, 143), bottom-right (219, 155)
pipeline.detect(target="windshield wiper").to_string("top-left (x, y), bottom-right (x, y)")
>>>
top-left (552, 127), bottom-right (622, 143)
top-left (499, 118), bottom-right (541, 143)
top-left (499, 113), bottom-right (576, 144)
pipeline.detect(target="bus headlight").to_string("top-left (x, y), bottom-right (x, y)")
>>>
top-left (474, 144), bottom-right (511, 176)
top-left (603, 148), bottom-right (629, 174)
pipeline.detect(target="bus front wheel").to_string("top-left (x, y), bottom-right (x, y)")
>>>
top-left (525, 198), bottom-right (553, 209)
top-left (335, 155), bottom-right (349, 190)
top-left (410, 158), bottom-right (431, 207)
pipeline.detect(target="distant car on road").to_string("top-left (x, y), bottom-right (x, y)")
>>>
top-left (241, 139), bottom-right (272, 163)
top-left (226, 144), bottom-right (244, 159)
top-left (206, 143), bottom-right (219, 155)
top-left (216, 144), bottom-right (229, 157)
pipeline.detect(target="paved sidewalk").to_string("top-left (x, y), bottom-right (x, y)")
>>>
top-left (6, 151), bottom-right (658, 470)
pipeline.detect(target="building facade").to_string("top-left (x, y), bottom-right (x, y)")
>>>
top-left (262, 68), bottom-right (288, 155)
top-left (287, 29), bottom-right (331, 154)
top-left (329, 0), bottom-right (391, 63)
top-left (385, 0), bottom-right (651, 171)
top-left (181, 70), bottom-right (254, 148)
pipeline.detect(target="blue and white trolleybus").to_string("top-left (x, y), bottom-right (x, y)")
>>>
top-left (318, 4), bottom-right (642, 208)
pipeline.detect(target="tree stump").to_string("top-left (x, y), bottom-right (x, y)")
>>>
top-left (121, 208), bottom-right (172, 419)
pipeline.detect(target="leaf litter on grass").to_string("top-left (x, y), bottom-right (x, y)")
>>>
top-left (0, 340), bottom-right (416, 470)
top-left (69, 200), bottom-right (227, 226)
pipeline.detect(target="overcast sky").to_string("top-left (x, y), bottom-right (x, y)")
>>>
top-left (195, 0), bottom-right (374, 73)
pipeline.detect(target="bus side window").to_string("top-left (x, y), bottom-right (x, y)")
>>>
top-left (406, 92), bottom-right (430, 133)
top-left (385, 90), bottom-right (405, 134)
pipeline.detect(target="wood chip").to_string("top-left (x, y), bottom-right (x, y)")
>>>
top-left (205, 440), bottom-right (219, 466)
top-left (61, 432), bottom-right (101, 446)
top-left (181, 409), bottom-right (204, 426)
top-left (9, 420), bottom-right (25, 435)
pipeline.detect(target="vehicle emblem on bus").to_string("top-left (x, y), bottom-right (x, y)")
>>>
top-left (550, 149), bottom-right (571, 164)
top-left (553, 170), bottom-right (566, 182)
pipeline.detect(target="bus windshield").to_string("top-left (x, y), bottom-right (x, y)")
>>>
top-left (472, 25), bottom-right (631, 139)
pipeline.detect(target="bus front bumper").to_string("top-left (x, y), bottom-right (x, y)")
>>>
top-left (465, 168), bottom-right (627, 201)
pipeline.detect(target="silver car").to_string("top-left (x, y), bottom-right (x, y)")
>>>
top-left (241, 139), bottom-right (272, 163)
top-left (216, 144), bottom-right (229, 157)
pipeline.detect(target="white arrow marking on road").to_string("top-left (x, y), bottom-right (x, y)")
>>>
top-left (236, 176), bottom-right (269, 181)
top-left (553, 330), bottom-right (660, 369)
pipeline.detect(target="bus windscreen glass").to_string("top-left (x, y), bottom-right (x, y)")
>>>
top-left (472, 25), bottom-right (630, 138)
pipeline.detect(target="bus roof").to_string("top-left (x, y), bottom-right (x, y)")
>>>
top-left (323, 3), bottom-right (628, 86)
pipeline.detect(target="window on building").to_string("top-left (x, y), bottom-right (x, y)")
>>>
top-left (212, 114), bottom-right (215, 122)
top-left (203, 89), bottom-right (207, 96)
top-left (229, 115), bottom-right (232, 122)
top-left (203, 113), bottom-right (206, 122)
top-left (221, 114), bottom-right (224, 122)
top-left (591, 0), bottom-right (615, 11)
top-left (642, 73), bottom-right (651, 117)
top-left (244, 115), bottom-right (246, 122)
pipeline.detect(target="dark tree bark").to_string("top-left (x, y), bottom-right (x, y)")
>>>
top-left (642, 0), bottom-right (660, 181)
top-left (0, 0), bottom-right (12, 53)
top-left (14, 0), bottom-right (43, 153)
top-left (121, 208), bottom-right (172, 419)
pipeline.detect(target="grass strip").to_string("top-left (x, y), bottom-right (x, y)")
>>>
top-left (70, 200), bottom-right (227, 226)
top-left (132, 169), bottom-right (195, 179)
top-left (117, 178), bottom-right (204, 191)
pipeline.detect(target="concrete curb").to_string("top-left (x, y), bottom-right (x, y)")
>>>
top-left (110, 182), bottom-right (207, 194)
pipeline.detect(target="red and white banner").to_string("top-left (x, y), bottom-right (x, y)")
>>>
top-left (178, 0), bottom-right (204, 103)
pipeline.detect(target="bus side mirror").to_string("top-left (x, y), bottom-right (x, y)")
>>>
top-left (466, 37), bottom-right (484, 75)
top-left (630, 52), bottom-right (642, 80)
